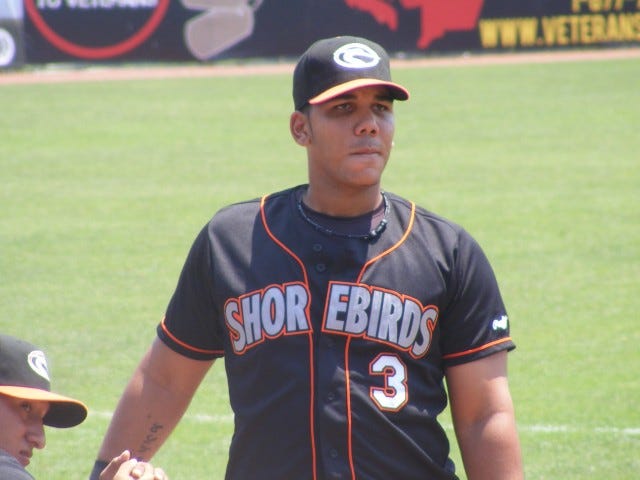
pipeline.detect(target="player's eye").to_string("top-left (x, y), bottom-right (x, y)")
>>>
top-left (21, 402), bottom-right (33, 414)
top-left (374, 102), bottom-right (392, 113)
top-left (333, 102), bottom-right (353, 112)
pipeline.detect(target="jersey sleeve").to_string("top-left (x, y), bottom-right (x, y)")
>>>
top-left (157, 223), bottom-right (225, 360)
top-left (439, 228), bottom-right (515, 367)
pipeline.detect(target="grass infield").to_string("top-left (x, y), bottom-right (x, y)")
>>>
top-left (1, 55), bottom-right (639, 479)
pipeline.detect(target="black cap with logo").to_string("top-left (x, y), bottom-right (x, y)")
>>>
top-left (293, 35), bottom-right (410, 111)
top-left (0, 334), bottom-right (87, 428)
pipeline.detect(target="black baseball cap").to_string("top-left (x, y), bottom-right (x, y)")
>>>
top-left (0, 334), bottom-right (87, 428)
top-left (293, 35), bottom-right (410, 111)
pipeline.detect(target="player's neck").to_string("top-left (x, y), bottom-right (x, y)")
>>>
top-left (303, 185), bottom-right (383, 217)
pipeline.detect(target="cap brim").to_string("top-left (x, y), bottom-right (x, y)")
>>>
top-left (309, 78), bottom-right (410, 106)
top-left (0, 386), bottom-right (88, 428)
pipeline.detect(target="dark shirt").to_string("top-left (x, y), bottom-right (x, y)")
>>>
top-left (158, 186), bottom-right (514, 480)
top-left (0, 449), bottom-right (35, 480)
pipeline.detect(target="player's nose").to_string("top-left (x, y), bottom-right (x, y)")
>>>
top-left (354, 110), bottom-right (379, 136)
top-left (27, 420), bottom-right (46, 449)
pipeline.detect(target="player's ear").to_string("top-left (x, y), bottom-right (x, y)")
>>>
top-left (290, 111), bottom-right (311, 146)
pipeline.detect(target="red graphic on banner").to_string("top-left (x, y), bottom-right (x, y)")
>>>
top-left (345, 0), bottom-right (484, 48)
top-left (24, 0), bottom-right (170, 59)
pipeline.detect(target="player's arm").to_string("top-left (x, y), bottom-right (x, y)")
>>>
top-left (93, 337), bottom-right (214, 467)
top-left (445, 351), bottom-right (523, 480)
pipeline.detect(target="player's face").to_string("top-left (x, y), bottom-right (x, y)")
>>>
top-left (294, 86), bottom-right (395, 194)
top-left (0, 395), bottom-right (48, 467)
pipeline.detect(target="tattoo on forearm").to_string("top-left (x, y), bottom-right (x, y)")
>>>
top-left (138, 422), bottom-right (164, 454)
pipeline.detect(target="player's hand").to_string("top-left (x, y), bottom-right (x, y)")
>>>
top-left (128, 460), bottom-right (168, 480)
top-left (100, 450), bottom-right (168, 480)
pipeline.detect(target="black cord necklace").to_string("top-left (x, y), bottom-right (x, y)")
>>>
top-left (297, 192), bottom-right (389, 241)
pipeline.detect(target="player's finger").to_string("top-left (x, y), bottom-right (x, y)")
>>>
top-left (153, 467), bottom-right (168, 480)
top-left (131, 461), bottom-right (153, 479)
top-left (99, 450), bottom-right (132, 480)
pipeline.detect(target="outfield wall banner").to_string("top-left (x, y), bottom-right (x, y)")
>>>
top-left (0, 0), bottom-right (26, 68)
top-left (7, 0), bottom-right (640, 68)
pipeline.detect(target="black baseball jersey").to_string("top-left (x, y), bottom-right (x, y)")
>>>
top-left (158, 185), bottom-right (515, 480)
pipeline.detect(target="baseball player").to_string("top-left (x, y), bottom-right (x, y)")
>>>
top-left (89, 36), bottom-right (523, 479)
top-left (0, 334), bottom-right (167, 480)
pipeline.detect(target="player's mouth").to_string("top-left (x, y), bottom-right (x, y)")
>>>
top-left (350, 144), bottom-right (383, 156)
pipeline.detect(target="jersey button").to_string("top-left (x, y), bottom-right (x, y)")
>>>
top-left (327, 392), bottom-right (335, 401)
top-left (315, 263), bottom-right (326, 272)
top-left (329, 448), bottom-right (338, 459)
top-left (312, 243), bottom-right (323, 252)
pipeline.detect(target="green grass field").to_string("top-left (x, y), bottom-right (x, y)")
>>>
top-left (1, 55), bottom-right (639, 479)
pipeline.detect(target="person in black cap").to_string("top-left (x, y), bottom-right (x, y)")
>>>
top-left (90, 35), bottom-right (523, 479)
top-left (0, 334), bottom-right (168, 480)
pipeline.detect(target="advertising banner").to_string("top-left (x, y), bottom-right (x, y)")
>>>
top-left (0, 0), bottom-right (25, 68)
top-left (9, 0), bottom-right (640, 67)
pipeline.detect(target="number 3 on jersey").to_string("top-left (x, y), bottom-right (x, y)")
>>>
top-left (369, 353), bottom-right (408, 411)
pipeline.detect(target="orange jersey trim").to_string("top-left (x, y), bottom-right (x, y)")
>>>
top-left (347, 200), bottom-right (416, 479)
top-left (159, 317), bottom-right (223, 355)
top-left (442, 337), bottom-right (513, 360)
top-left (357, 201), bottom-right (416, 283)
top-left (260, 194), bottom-right (318, 480)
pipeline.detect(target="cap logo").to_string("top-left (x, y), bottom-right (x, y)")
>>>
top-left (333, 42), bottom-right (380, 69)
top-left (28, 350), bottom-right (50, 382)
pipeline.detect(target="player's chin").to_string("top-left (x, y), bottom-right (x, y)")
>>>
top-left (348, 152), bottom-right (388, 169)
top-left (354, 156), bottom-right (387, 176)
top-left (18, 453), bottom-right (31, 467)
top-left (344, 169), bottom-right (384, 188)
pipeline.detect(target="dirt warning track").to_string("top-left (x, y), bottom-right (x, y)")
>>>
top-left (1, 47), bottom-right (639, 86)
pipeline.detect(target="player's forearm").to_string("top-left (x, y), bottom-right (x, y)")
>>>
top-left (456, 410), bottom-right (523, 480)
top-left (96, 365), bottom-right (191, 462)
top-left (95, 338), bottom-right (213, 468)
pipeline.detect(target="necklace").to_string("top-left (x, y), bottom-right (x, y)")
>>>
top-left (297, 192), bottom-right (389, 241)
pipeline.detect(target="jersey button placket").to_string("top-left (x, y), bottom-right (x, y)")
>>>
top-left (311, 243), bottom-right (329, 273)
top-left (327, 448), bottom-right (343, 479)
top-left (316, 336), bottom-right (350, 479)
